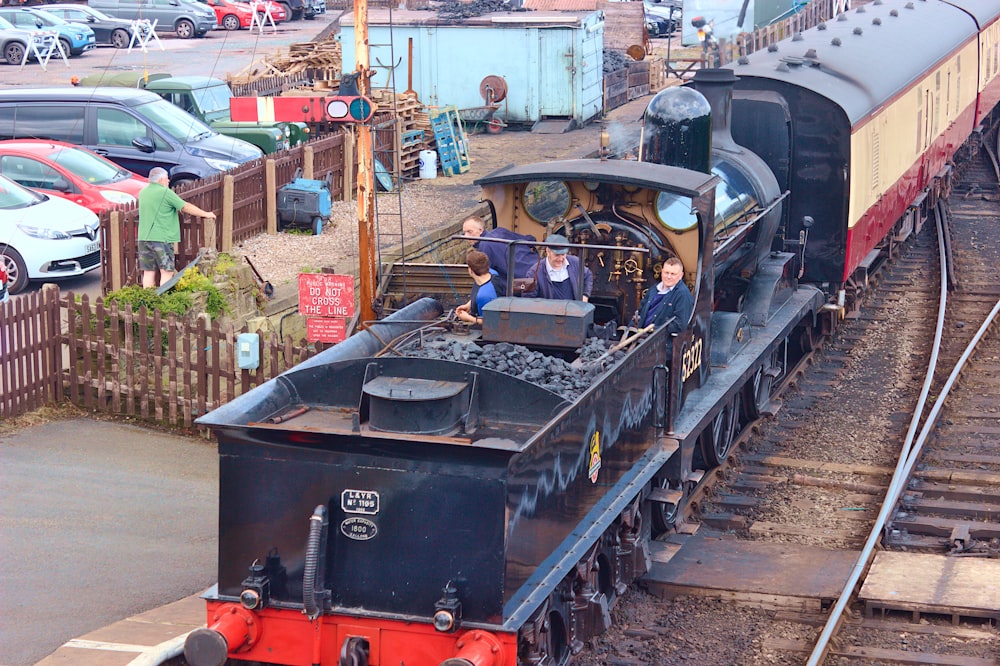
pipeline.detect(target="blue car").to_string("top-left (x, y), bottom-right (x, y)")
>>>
top-left (0, 7), bottom-right (96, 56)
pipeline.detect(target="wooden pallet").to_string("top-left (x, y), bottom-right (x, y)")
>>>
top-left (860, 551), bottom-right (1000, 624)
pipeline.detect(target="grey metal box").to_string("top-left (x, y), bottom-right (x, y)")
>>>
top-left (481, 297), bottom-right (594, 349)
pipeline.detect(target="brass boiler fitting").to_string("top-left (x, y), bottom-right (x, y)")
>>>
top-left (609, 232), bottom-right (627, 281)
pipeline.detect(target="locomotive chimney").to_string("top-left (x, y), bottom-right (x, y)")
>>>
top-left (639, 86), bottom-right (712, 173)
top-left (690, 68), bottom-right (740, 154)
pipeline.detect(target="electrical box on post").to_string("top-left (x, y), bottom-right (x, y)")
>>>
top-left (237, 333), bottom-right (260, 370)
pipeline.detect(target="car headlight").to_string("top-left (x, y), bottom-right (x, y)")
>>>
top-left (100, 191), bottom-right (137, 205)
top-left (75, 33), bottom-right (84, 39)
top-left (205, 157), bottom-right (240, 172)
top-left (17, 224), bottom-right (72, 240)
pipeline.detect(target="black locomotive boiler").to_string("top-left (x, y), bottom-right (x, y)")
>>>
top-left (188, 1), bottom-right (1000, 664)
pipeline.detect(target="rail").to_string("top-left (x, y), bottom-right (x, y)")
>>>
top-left (806, 201), bottom-right (1000, 664)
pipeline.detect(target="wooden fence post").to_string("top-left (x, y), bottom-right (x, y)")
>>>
top-left (109, 210), bottom-right (122, 291)
top-left (266, 159), bottom-right (278, 235)
top-left (221, 174), bottom-right (234, 252)
top-left (304, 145), bottom-right (314, 180)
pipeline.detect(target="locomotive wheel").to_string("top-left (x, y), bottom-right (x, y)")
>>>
top-left (542, 610), bottom-right (570, 666)
top-left (743, 347), bottom-right (784, 421)
top-left (651, 478), bottom-right (680, 533)
top-left (701, 394), bottom-right (740, 467)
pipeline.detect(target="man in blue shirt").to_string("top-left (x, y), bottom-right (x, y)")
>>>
top-left (455, 250), bottom-right (501, 327)
top-left (635, 256), bottom-right (693, 334)
top-left (461, 215), bottom-right (537, 295)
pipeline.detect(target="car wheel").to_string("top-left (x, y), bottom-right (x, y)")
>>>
top-left (171, 177), bottom-right (196, 190)
top-left (3, 41), bottom-right (25, 65)
top-left (175, 18), bottom-right (194, 38)
top-left (111, 28), bottom-right (130, 48)
top-left (279, 2), bottom-right (295, 20)
top-left (222, 13), bottom-right (241, 30)
top-left (0, 247), bottom-right (28, 295)
top-left (58, 38), bottom-right (73, 57)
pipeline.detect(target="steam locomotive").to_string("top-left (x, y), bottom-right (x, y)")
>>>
top-left (187, 1), bottom-right (1000, 664)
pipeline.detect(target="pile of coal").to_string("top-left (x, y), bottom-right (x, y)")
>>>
top-left (434, 0), bottom-right (511, 19)
top-left (604, 49), bottom-right (631, 73)
top-left (400, 335), bottom-right (626, 400)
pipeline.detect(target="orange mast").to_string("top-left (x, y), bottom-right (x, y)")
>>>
top-left (354, 0), bottom-right (377, 325)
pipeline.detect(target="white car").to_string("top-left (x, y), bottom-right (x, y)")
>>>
top-left (0, 174), bottom-right (100, 295)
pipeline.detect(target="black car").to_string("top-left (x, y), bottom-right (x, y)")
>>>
top-left (43, 4), bottom-right (136, 49)
top-left (644, 0), bottom-right (679, 37)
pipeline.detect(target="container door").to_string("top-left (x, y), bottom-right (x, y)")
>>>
top-left (538, 28), bottom-right (574, 118)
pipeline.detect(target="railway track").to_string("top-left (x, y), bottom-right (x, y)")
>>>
top-left (574, 151), bottom-right (1000, 665)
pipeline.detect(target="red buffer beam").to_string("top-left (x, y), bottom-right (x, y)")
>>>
top-left (230, 96), bottom-right (376, 123)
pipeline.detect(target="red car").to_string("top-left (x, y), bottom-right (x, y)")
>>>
top-left (200, 0), bottom-right (285, 29)
top-left (0, 140), bottom-right (148, 215)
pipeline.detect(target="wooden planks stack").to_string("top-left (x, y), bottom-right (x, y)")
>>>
top-left (227, 37), bottom-right (342, 86)
top-left (370, 89), bottom-right (433, 177)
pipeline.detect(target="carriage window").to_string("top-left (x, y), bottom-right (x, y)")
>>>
top-left (523, 180), bottom-right (571, 224)
top-left (654, 192), bottom-right (698, 231)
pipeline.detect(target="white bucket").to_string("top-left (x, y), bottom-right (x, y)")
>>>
top-left (419, 149), bottom-right (438, 179)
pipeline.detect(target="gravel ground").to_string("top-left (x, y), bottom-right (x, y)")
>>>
top-left (231, 95), bottom-right (650, 286)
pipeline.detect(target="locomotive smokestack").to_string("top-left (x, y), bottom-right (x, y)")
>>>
top-left (640, 86), bottom-right (712, 173)
top-left (690, 68), bottom-right (739, 154)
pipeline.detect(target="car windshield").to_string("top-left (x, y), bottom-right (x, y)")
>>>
top-left (135, 97), bottom-right (217, 142)
top-left (27, 9), bottom-right (65, 26)
top-left (0, 16), bottom-right (13, 29)
top-left (0, 175), bottom-right (44, 210)
top-left (50, 147), bottom-right (128, 185)
top-left (193, 84), bottom-right (233, 121)
top-left (85, 7), bottom-right (113, 19)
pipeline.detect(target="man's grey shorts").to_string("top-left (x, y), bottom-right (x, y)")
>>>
top-left (138, 241), bottom-right (176, 272)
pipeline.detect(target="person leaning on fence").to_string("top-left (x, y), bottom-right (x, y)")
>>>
top-left (461, 215), bottom-right (538, 295)
top-left (530, 234), bottom-right (593, 302)
top-left (455, 249), bottom-right (501, 327)
top-left (138, 167), bottom-right (216, 289)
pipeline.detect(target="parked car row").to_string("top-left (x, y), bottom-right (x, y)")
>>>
top-left (0, 6), bottom-right (95, 55)
top-left (0, 84), bottom-right (266, 295)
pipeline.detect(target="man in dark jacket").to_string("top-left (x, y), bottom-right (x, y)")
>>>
top-left (635, 256), bottom-right (693, 334)
top-left (461, 215), bottom-right (538, 294)
top-left (533, 234), bottom-right (592, 301)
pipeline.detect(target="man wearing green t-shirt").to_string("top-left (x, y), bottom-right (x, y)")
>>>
top-left (138, 167), bottom-right (217, 288)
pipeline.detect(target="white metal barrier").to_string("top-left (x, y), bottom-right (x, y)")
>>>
top-left (19, 31), bottom-right (67, 71)
top-left (248, 0), bottom-right (277, 34)
top-left (127, 19), bottom-right (163, 53)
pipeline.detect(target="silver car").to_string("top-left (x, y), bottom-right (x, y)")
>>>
top-left (0, 14), bottom-right (58, 64)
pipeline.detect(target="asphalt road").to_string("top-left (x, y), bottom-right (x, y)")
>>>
top-left (0, 418), bottom-right (218, 666)
top-left (0, 17), bottom-right (337, 665)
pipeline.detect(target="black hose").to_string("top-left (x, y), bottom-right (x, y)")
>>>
top-left (302, 504), bottom-right (328, 620)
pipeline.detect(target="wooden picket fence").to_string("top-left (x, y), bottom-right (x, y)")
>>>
top-left (1, 286), bottom-right (321, 427)
top-left (0, 287), bottom-right (62, 420)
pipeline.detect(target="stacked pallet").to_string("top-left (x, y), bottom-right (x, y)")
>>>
top-left (647, 56), bottom-right (668, 93)
top-left (370, 89), bottom-right (433, 177)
